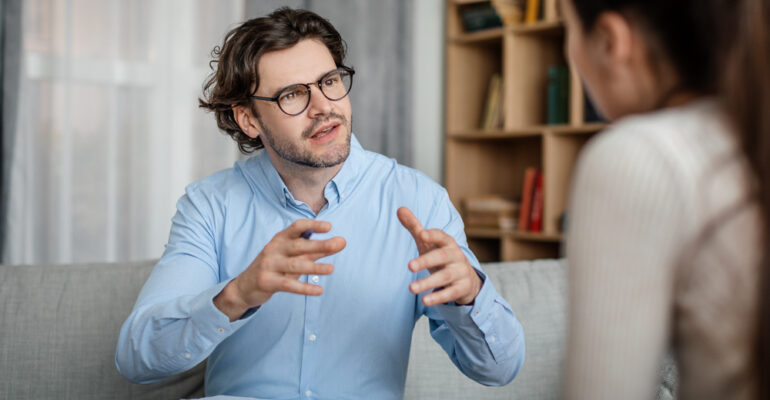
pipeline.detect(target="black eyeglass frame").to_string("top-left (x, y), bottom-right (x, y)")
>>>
top-left (250, 66), bottom-right (355, 116)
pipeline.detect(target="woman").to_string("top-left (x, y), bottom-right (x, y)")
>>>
top-left (561, 0), bottom-right (770, 398)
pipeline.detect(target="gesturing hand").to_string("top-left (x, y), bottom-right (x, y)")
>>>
top-left (397, 207), bottom-right (482, 307)
top-left (215, 219), bottom-right (346, 321)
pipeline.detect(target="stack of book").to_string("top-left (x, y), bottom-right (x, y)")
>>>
top-left (462, 195), bottom-right (520, 231)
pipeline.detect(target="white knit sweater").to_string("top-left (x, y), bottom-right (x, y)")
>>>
top-left (564, 99), bottom-right (761, 400)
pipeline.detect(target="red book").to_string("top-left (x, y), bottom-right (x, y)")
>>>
top-left (529, 171), bottom-right (544, 232)
top-left (518, 167), bottom-right (538, 232)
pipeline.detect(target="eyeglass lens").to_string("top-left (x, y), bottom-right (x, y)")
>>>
top-left (277, 69), bottom-right (352, 115)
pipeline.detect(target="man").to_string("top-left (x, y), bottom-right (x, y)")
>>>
top-left (116, 7), bottom-right (524, 399)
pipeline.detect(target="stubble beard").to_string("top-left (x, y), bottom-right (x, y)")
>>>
top-left (257, 112), bottom-right (352, 169)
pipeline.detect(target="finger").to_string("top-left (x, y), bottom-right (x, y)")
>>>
top-left (281, 219), bottom-right (333, 239)
top-left (397, 207), bottom-right (424, 240)
top-left (275, 278), bottom-right (325, 296)
top-left (408, 246), bottom-right (462, 273)
top-left (283, 236), bottom-right (346, 257)
top-left (422, 283), bottom-right (463, 307)
top-left (276, 258), bottom-right (335, 276)
top-left (409, 267), bottom-right (454, 295)
top-left (418, 228), bottom-right (456, 249)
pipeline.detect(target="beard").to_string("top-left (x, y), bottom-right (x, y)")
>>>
top-left (257, 112), bottom-right (352, 168)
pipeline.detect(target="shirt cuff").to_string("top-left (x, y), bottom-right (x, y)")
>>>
top-left (435, 268), bottom-right (518, 363)
top-left (187, 278), bottom-right (256, 346)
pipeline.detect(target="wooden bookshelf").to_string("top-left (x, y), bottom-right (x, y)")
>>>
top-left (445, 0), bottom-right (608, 261)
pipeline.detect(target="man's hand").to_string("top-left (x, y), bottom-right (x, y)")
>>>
top-left (215, 219), bottom-right (346, 321)
top-left (397, 207), bottom-right (482, 307)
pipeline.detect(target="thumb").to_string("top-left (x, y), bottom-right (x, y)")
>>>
top-left (398, 207), bottom-right (434, 255)
top-left (397, 207), bottom-right (423, 239)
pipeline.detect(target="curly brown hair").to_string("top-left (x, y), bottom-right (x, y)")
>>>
top-left (199, 7), bottom-right (348, 154)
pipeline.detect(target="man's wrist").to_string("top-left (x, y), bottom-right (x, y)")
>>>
top-left (213, 279), bottom-right (252, 322)
top-left (456, 269), bottom-right (484, 305)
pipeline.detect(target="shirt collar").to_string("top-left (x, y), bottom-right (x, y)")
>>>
top-left (241, 133), bottom-right (367, 210)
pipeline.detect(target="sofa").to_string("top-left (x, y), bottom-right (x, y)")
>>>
top-left (0, 259), bottom-right (677, 399)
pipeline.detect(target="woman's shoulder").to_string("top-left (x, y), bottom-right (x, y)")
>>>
top-left (581, 99), bottom-right (734, 180)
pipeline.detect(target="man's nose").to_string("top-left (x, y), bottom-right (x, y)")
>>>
top-left (306, 84), bottom-right (333, 117)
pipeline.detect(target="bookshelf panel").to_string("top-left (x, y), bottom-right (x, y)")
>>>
top-left (542, 131), bottom-right (597, 234)
top-left (445, 137), bottom-right (541, 210)
top-left (503, 32), bottom-right (565, 128)
top-left (446, 42), bottom-right (502, 132)
top-left (501, 237), bottom-right (561, 261)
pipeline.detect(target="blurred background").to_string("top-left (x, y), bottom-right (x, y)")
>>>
top-left (0, 0), bottom-right (444, 265)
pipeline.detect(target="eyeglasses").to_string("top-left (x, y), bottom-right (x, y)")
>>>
top-left (250, 67), bottom-right (355, 116)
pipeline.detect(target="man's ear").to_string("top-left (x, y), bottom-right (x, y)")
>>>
top-left (232, 104), bottom-right (261, 139)
top-left (589, 11), bottom-right (634, 70)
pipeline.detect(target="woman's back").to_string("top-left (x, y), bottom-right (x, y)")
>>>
top-left (566, 99), bottom-right (761, 399)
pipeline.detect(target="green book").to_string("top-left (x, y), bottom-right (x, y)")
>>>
top-left (547, 65), bottom-right (569, 124)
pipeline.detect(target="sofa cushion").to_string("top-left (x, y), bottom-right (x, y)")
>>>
top-left (0, 260), bottom-right (205, 400)
top-left (404, 259), bottom-right (568, 399)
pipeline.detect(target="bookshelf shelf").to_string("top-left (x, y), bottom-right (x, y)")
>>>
top-left (466, 227), bottom-right (563, 243)
top-left (448, 123), bottom-right (608, 140)
top-left (445, 0), bottom-right (605, 262)
top-left (449, 129), bottom-right (541, 140)
top-left (450, 28), bottom-right (504, 44)
top-left (465, 227), bottom-right (507, 239)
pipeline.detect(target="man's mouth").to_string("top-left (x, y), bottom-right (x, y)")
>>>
top-left (310, 122), bottom-right (340, 139)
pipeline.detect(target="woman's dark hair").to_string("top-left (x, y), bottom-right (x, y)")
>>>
top-left (571, 0), bottom-right (770, 395)
top-left (723, 0), bottom-right (770, 397)
top-left (198, 7), bottom-right (348, 154)
top-left (570, 0), bottom-right (722, 95)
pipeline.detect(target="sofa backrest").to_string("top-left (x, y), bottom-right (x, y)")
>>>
top-left (1, 259), bottom-right (675, 399)
top-left (0, 260), bottom-right (205, 400)
top-left (404, 259), bottom-right (568, 399)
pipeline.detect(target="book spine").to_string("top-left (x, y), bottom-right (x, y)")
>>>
top-left (518, 167), bottom-right (538, 231)
top-left (524, 0), bottom-right (541, 23)
top-left (547, 65), bottom-right (569, 124)
top-left (529, 171), bottom-right (544, 232)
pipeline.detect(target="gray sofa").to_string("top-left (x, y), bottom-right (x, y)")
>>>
top-left (0, 259), bottom-right (676, 399)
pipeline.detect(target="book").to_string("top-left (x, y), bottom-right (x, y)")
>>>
top-left (517, 167), bottom-right (539, 232)
top-left (524, 0), bottom-right (541, 23)
top-left (528, 171), bottom-right (544, 232)
top-left (481, 73), bottom-right (503, 130)
top-left (547, 65), bottom-right (569, 124)
top-left (458, 2), bottom-right (503, 32)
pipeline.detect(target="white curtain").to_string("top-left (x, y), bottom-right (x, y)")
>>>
top-left (5, 0), bottom-right (245, 264)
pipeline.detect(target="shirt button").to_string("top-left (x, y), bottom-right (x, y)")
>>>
top-left (309, 333), bottom-right (317, 341)
top-left (217, 327), bottom-right (225, 333)
top-left (311, 275), bottom-right (319, 283)
top-left (489, 335), bottom-right (497, 343)
top-left (474, 311), bottom-right (480, 316)
top-left (184, 352), bottom-right (192, 359)
top-left (305, 389), bottom-right (312, 397)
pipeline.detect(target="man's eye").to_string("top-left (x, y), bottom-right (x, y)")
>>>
top-left (323, 76), bottom-right (340, 86)
top-left (280, 88), bottom-right (303, 102)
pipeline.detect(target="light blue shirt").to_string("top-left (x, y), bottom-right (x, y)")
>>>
top-left (116, 135), bottom-right (524, 399)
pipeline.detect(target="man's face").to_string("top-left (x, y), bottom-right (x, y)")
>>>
top-left (251, 38), bottom-right (352, 168)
